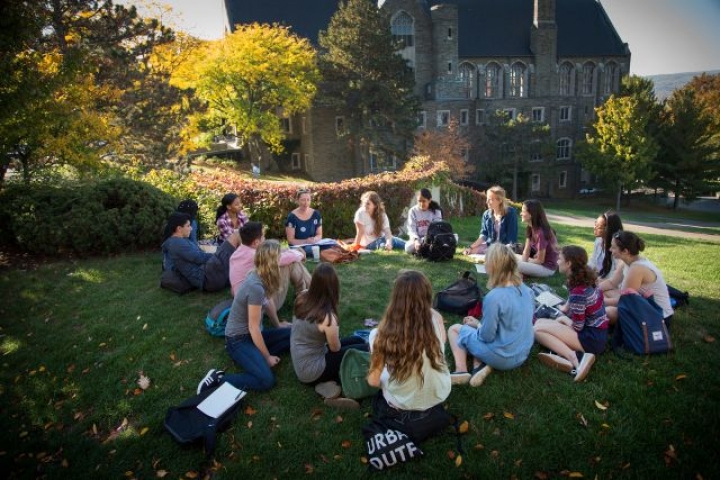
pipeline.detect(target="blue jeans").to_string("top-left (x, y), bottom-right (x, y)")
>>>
top-left (223, 328), bottom-right (291, 392)
top-left (365, 236), bottom-right (406, 251)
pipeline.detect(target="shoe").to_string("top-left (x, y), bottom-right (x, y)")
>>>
top-left (450, 372), bottom-right (471, 385)
top-left (574, 353), bottom-right (596, 382)
top-left (537, 352), bottom-right (574, 373)
top-left (314, 380), bottom-right (342, 399)
top-left (323, 397), bottom-right (360, 409)
top-left (197, 369), bottom-right (224, 394)
top-left (469, 365), bottom-right (493, 387)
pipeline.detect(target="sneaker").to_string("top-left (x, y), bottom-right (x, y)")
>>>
top-left (469, 365), bottom-right (493, 387)
top-left (537, 352), bottom-right (574, 373)
top-left (450, 372), bottom-right (471, 385)
top-left (197, 369), bottom-right (224, 394)
top-left (574, 353), bottom-right (596, 382)
top-left (314, 380), bottom-right (342, 399)
top-left (323, 397), bottom-right (361, 409)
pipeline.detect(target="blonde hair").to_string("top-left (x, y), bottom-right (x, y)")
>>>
top-left (486, 185), bottom-right (509, 216)
top-left (370, 270), bottom-right (446, 385)
top-left (254, 240), bottom-right (281, 296)
top-left (361, 191), bottom-right (386, 238)
top-left (485, 243), bottom-right (522, 289)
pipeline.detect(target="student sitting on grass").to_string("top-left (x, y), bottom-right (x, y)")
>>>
top-left (197, 240), bottom-right (292, 394)
top-left (353, 191), bottom-right (406, 251)
top-left (290, 263), bottom-right (368, 409)
top-left (464, 185), bottom-right (518, 255)
top-left (534, 245), bottom-right (609, 382)
top-left (517, 199), bottom-right (559, 278)
top-left (599, 231), bottom-right (674, 326)
top-left (215, 192), bottom-right (249, 244)
top-left (588, 211), bottom-right (624, 281)
top-left (366, 270), bottom-right (451, 443)
top-left (161, 212), bottom-right (239, 292)
top-left (405, 188), bottom-right (443, 255)
top-left (447, 243), bottom-right (534, 387)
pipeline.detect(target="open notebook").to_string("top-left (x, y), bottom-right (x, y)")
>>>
top-left (535, 290), bottom-right (565, 308)
top-left (197, 382), bottom-right (247, 418)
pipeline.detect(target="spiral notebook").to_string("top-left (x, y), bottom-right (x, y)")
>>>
top-left (197, 382), bottom-right (247, 418)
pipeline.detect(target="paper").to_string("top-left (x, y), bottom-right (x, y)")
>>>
top-left (535, 291), bottom-right (565, 307)
top-left (467, 254), bottom-right (485, 264)
top-left (197, 382), bottom-right (246, 418)
top-left (474, 263), bottom-right (486, 274)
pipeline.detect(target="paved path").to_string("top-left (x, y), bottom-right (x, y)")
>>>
top-left (547, 214), bottom-right (720, 243)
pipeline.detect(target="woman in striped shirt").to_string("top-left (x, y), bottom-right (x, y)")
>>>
top-left (533, 245), bottom-right (609, 382)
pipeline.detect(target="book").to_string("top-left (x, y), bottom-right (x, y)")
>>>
top-left (197, 382), bottom-right (247, 418)
top-left (535, 291), bottom-right (565, 308)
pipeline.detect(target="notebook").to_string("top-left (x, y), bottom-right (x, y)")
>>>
top-left (535, 290), bottom-right (565, 308)
top-left (197, 382), bottom-right (247, 418)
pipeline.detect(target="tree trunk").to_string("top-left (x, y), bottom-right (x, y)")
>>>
top-left (512, 162), bottom-right (518, 201)
top-left (673, 179), bottom-right (681, 210)
top-left (615, 183), bottom-right (622, 212)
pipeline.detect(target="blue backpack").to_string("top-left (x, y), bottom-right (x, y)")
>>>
top-left (613, 291), bottom-right (672, 355)
top-left (205, 299), bottom-right (233, 337)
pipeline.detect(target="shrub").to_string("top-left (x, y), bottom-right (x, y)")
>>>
top-left (0, 179), bottom-right (177, 255)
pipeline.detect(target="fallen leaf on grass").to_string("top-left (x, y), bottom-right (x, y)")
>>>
top-left (594, 400), bottom-right (608, 410)
top-left (458, 420), bottom-right (469, 434)
top-left (185, 471), bottom-right (198, 478)
top-left (576, 413), bottom-right (588, 428)
top-left (455, 454), bottom-right (463, 467)
top-left (664, 445), bottom-right (678, 466)
top-left (341, 440), bottom-right (352, 449)
top-left (703, 335), bottom-right (715, 343)
top-left (447, 450), bottom-right (456, 460)
top-left (503, 412), bottom-right (515, 420)
top-left (246, 421), bottom-right (252, 429)
top-left (244, 405), bottom-right (257, 415)
top-left (156, 470), bottom-right (168, 478)
top-left (483, 412), bottom-right (495, 421)
top-left (568, 472), bottom-right (584, 478)
top-left (335, 415), bottom-right (343, 423)
top-left (474, 443), bottom-right (485, 451)
top-left (534, 472), bottom-right (549, 479)
top-left (140, 427), bottom-right (149, 436)
top-left (61, 459), bottom-right (69, 468)
top-left (138, 374), bottom-right (151, 390)
top-left (304, 463), bottom-right (314, 473)
top-left (675, 374), bottom-right (687, 381)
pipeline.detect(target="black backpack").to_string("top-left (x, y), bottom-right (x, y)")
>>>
top-left (416, 221), bottom-right (457, 261)
top-left (164, 384), bottom-right (243, 457)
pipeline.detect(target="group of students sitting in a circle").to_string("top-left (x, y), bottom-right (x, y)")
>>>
top-left (161, 184), bottom-right (675, 447)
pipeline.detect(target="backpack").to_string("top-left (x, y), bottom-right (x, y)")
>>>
top-left (205, 299), bottom-right (233, 337)
top-left (339, 349), bottom-right (379, 400)
top-left (433, 271), bottom-right (484, 315)
top-left (613, 291), bottom-right (672, 355)
top-left (417, 221), bottom-right (457, 262)
top-left (163, 383), bottom-right (244, 457)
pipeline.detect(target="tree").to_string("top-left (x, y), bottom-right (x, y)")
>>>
top-left (0, 0), bottom-right (178, 186)
top-left (411, 118), bottom-right (473, 180)
top-left (318, 0), bottom-right (420, 166)
top-left (576, 95), bottom-right (659, 211)
top-left (655, 86), bottom-right (719, 208)
top-left (171, 23), bottom-right (320, 167)
top-left (484, 112), bottom-right (552, 200)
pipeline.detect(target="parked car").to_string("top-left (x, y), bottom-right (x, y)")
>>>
top-left (579, 187), bottom-right (597, 194)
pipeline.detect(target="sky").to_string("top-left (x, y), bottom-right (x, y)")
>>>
top-left (119, 0), bottom-right (720, 77)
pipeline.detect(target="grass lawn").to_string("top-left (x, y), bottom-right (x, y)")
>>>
top-left (1, 215), bottom-right (719, 479)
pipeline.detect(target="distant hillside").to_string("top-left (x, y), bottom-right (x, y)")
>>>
top-left (645, 70), bottom-right (720, 101)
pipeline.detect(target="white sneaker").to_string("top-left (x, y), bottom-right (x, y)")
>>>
top-left (314, 380), bottom-right (342, 399)
top-left (537, 352), bottom-right (574, 373)
top-left (574, 353), bottom-right (596, 382)
top-left (469, 365), bottom-right (493, 387)
top-left (450, 372), bottom-right (471, 385)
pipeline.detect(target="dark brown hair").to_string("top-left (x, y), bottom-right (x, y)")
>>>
top-left (561, 245), bottom-right (597, 289)
top-left (294, 263), bottom-right (339, 325)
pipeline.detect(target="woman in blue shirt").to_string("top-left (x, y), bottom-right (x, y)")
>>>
top-left (286, 189), bottom-right (323, 256)
top-left (464, 185), bottom-right (518, 255)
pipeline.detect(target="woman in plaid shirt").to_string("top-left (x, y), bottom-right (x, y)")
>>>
top-left (215, 193), bottom-right (249, 243)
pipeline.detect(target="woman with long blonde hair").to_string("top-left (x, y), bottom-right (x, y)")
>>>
top-left (353, 191), bottom-right (405, 251)
top-left (196, 240), bottom-right (293, 394)
top-left (464, 185), bottom-right (518, 255)
top-left (448, 243), bottom-right (534, 387)
top-left (366, 270), bottom-right (451, 443)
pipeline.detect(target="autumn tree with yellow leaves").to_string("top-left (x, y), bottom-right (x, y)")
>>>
top-left (171, 23), bottom-right (320, 168)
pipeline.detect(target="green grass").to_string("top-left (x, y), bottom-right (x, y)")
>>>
top-left (1, 215), bottom-right (719, 479)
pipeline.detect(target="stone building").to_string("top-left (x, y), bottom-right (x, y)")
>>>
top-left (224, 0), bottom-right (630, 197)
